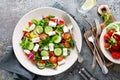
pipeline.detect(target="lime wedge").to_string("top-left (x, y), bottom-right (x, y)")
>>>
top-left (81, 0), bottom-right (96, 10)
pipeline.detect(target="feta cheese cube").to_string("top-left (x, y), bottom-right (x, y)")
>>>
top-left (42, 56), bottom-right (49, 60)
top-left (49, 43), bottom-right (54, 51)
top-left (58, 59), bottom-right (65, 65)
top-left (63, 48), bottom-right (68, 56)
top-left (29, 24), bottom-right (35, 31)
top-left (48, 31), bottom-right (56, 36)
top-left (63, 26), bottom-right (69, 33)
top-left (33, 44), bottom-right (39, 52)
top-left (49, 21), bottom-right (57, 27)
top-left (23, 50), bottom-right (30, 54)
top-left (32, 37), bottom-right (40, 43)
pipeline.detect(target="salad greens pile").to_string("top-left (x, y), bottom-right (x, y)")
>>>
top-left (20, 15), bottom-right (75, 69)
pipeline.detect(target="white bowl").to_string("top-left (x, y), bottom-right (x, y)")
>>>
top-left (100, 21), bottom-right (120, 64)
top-left (12, 7), bottom-right (82, 76)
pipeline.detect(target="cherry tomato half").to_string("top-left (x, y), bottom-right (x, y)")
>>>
top-left (113, 34), bottom-right (120, 41)
top-left (49, 51), bottom-right (55, 57)
top-left (104, 42), bottom-right (110, 49)
top-left (112, 45), bottom-right (119, 50)
top-left (57, 56), bottom-right (63, 62)
top-left (50, 56), bottom-right (57, 63)
top-left (63, 32), bottom-right (71, 40)
top-left (107, 29), bottom-right (114, 36)
top-left (39, 33), bottom-right (47, 40)
top-left (112, 52), bottom-right (120, 59)
top-left (104, 33), bottom-right (110, 41)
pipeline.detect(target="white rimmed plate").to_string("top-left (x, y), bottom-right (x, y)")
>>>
top-left (12, 7), bottom-right (82, 76)
top-left (100, 21), bottom-right (120, 64)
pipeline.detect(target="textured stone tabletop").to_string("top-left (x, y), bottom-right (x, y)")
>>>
top-left (0, 0), bottom-right (120, 80)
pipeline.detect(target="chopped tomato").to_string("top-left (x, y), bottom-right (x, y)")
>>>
top-left (104, 33), bottom-right (110, 41)
top-left (49, 51), bottom-right (55, 57)
top-left (104, 42), bottom-right (110, 49)
top-left (57, 56), bottom-right (63, 62)
top-left (59, 20), bottom-right (64, 25)
top-left (113, 34), bottom-right (120, 41)
top-left (39, 60), bottom-right (45, 64)
top-left (112, 52), bottom-right (120, 59)
top-left (109, 48), bottom-right (114, 53)
top-left (64, 41), bottom-right (71, 48)
top-left (44, 16), bottom-right (49, 20)
top-left (50, 56), bottom-right (57, 63)
top-left (107, 29), bottom-right (114, 36)
top-left (25, 32), bottom-right (30, 38)
top-left (112, 45), bottom-right (119, 50)
top-left (28, 22), bottom-right (33, 27)
top-left (63, 32), bottom-right (71, 40)
top-left (118, 41), bottom-right (120, 46)
top-left (39, 33), bottom-right (47, 40)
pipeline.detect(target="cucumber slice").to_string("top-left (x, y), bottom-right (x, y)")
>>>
top-left (54, 48), bottom-right (62, 56)
top-left (45, 26), bottom-right (53, 34)
top-left (36, 26), bottom-right (43, 34)
top-left (41, 50), bottom-right (49, 56)
top-left (52, 35), bottom-right (62, 43)
top-left (36, 62), bottom-right (45, 69)
top-left (28, 42), bottom-right (34, 50)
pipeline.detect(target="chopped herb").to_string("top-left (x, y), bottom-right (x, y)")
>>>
top-left (101, 12), bottom-right (112, 25)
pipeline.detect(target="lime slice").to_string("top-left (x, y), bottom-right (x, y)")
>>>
top-left (81, 0), bottom-right (96, 10)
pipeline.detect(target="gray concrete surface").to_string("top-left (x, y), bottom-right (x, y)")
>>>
top-left (0, 0), bottom-right (120, 80)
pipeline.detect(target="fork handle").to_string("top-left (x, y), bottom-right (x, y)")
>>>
top-left (92, 41), bottom-right (108, 74)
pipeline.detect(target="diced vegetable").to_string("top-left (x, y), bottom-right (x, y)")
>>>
top-left (20, 37), bottom-right (34, 50)
top-left (54, 48), bottom-right (62, 56)
top-left (52, 35), bottom-right (62, 43)
top-left (20, 15), bottom-right (75, 69)
top-left (41, 50), bottom-right (49, 56)
top-left (45, 26), bottom-right (53, 34)
top-left (35, 26), bottom-right (43, 34)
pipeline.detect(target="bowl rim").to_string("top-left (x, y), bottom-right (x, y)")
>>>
top-left (12, 7), bottom-right (82, 76)
top-left (100, 21), bottom-right (120, 64)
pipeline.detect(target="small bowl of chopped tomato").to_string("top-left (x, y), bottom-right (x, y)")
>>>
top-left (100, 21), bottom-right (120, 64)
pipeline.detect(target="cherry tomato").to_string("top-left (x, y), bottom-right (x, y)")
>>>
top-left (50, 19), bottom-right (58, 23)
top-left (28, 22), bottom-right (33, 27)
top-left (57, 56), bottom-right (63, 62)
top-left (107, 29), bottom-right (114, 36)
top-left (59, 20), bottom-right (64, 25)
top-left (44, 16), bottom-right (49, 20)
top-left (104, 43), bottom-right (110, 49)
top-left (113, 34), bottom-right (120, 41)
top-left (112, 45), bottom-right (119, 50)
top-left (39, 60), bottom-right (45, 64)
top-left (118, 41), bottom-right (120, 46)
top-left (63, 32), bottom-right (71, 40)
top-left (50, 56), bottom-right (57, 63)
top-left (104, 33), bottom-right (110, 41)
top-left (64, 41), bottom-right (71, 48)
top-left (112, 52), bottom-right (120, 59)
top-left (109, 48), bottom-right (114, 53)
top-left (49, 51), bottom-right (55, 57)
top-left (39, 33), bottom-right (47, 40)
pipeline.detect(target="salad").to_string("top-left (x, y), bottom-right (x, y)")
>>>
top-left (104, 23), bottom-right (120, 59)
top-left (20, 15), bottom-right (75, 69)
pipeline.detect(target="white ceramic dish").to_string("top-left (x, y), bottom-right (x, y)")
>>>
top-left (12, 7), bottom-right (82, 76)
top-left (100, 21), bottom-right (120, 64)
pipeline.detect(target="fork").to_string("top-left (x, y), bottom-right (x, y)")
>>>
top-left (62, 13), bottom-right (84, 63)
top-left (87, 31), bottom-right (108, 74)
